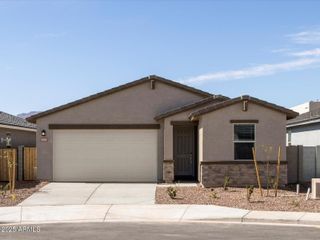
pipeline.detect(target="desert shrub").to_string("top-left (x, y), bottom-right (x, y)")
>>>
top-left (167, 186), bottom-right (177, 199)
top-left (223, 176), bottom-right (231, 191)
top-left (210, 190), bottom-right (219, 199)
top-left (246, 185), bottom-right (254, 202)
top-left (10, 194), bottom-right (16, 201)
top-left (291, 199), bottom-right (300, 208)
top-left (0, 184), bottom-right (9, 198)
top-left (268, 176), bottom-right (276, 189)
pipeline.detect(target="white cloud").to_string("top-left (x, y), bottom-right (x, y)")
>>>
top-left (183, 58), bottom-right (320, 84)
top-left (288, 29), bottom-right (320, 44)
top-left (290, 48), bottom-right (320, 57)
top-left (182, 28), bottom-right (320, 85)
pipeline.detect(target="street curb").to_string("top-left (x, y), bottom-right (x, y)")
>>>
top-left (0, 218), bottom-right (320, 228)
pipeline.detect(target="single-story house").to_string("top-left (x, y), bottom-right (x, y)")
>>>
top-left (28, 75), bottom-right (298, 187)
top-left (0, 111), bottom-right (36, 148)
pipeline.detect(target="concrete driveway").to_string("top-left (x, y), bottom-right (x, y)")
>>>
top-left (19, 183), bottom-right (156, 206)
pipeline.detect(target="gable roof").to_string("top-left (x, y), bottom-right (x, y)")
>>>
top-left (287, 107), bottom-right (320, 127)
top-left (154, 95), bottom-right (229, 120)
top-left (189, 95), bottom-right (298, 120)
top-left (0, 111), bottom-right (36, 129)
top-left (27, 75), bottom-right (212, 123)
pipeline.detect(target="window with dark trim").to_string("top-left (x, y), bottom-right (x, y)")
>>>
top-left (234, 124), bottom-right (255, 160)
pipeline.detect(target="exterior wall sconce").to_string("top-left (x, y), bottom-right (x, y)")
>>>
top-left (1, 132), bottom-right (12, 148)
top-left (41, 130), bottom-right (47, 137)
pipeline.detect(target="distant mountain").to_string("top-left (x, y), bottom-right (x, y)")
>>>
top-left (17, 111), bottom-right (40, 119)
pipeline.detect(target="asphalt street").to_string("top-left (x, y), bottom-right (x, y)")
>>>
top-left (1, 222), bottom-right (320, 240)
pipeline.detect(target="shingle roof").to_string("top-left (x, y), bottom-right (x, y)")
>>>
top-left (0, 111), bottom-right (36, 129)
top-left (189, 95), bottom-right (298, 120)
top-left (154, 95), bottom-right (229, 120)
top-left (27, 75), bottom-right (213, 123)
top-left (287, 107), bottom-right (320, 126)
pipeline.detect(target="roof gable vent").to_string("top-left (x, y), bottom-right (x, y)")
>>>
top-left (150, 79), bottom-right (155, 90)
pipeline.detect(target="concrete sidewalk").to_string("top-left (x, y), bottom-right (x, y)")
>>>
top-left (1, 204), bottom-right (320, 226)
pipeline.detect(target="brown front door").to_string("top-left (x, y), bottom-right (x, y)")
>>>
top-left (173, 125), bottom-right (196, 180)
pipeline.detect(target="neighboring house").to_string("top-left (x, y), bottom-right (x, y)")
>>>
top-left (287, 106), bottom-right (320, 146)
top-left (27, 75), bottom-right (297, 187)
top-left (290, 101), bottom-right (320, 115)
top-left (286, 103), bottom-right (320, 183)
top-left (0, 111), bottom-right (36, 148)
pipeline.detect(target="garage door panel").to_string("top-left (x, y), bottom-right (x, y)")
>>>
top-left (53, 130), bottom-right (158, 182)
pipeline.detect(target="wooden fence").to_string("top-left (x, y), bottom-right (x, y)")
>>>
top-left (0, 149), bottom-right (17, 181)
top-left (0, 147), bottom-right (37, 181)
top-left (24, 147), bottom-right (37, 180)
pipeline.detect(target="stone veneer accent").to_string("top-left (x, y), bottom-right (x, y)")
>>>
top-left (163, 160), bottom-right (174, 183)
top-left (201, 161), bottom-right (287, 188)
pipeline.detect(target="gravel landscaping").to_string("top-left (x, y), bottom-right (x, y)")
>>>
top-left (0, 181), bottom-right (47, 207)
top-left (156, 185), bottom-right (320, 212)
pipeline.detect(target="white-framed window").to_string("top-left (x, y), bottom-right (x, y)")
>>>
top-left (233, 124), bottom-right (255, 160)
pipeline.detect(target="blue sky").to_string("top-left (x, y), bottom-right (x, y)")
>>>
top-left (1, 0), bottom-right (320, 115)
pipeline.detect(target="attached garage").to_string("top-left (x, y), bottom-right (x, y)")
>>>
top-left (52, 129), bottom-right (158, 182)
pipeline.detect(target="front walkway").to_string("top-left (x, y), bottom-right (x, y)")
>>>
top-left (19, 183), bottom-right (156, 206)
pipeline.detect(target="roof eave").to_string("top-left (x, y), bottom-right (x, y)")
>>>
top-left (154, 95), bottom-right (229, 121)
top-left (287, 116), bottom-right (320, 128)
top-left (27, 75), bottom-right (213, 123)
top-left (189, 95), bottom-right (299, 120)
top-left (0, 123), bottom-right (37, 132)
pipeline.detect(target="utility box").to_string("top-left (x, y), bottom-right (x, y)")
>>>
top-left (311, 178), bottom-right (320, 199)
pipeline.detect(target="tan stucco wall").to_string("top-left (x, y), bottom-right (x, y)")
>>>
top-left (0, 128), bottom-right (36, 148)
top-left (198, 102), bottom-right (287, 162)
top-left (36, 80), bottom-right (205, 181)
top-left (163, 102), bottom-right (216, 161)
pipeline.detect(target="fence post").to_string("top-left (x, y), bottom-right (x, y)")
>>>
top-left (316, 145), bottom-right (320, 178)
top-left (17, 145), bottom-right (24, 181)
top-left (298, 145), bottom-right (304, 183)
